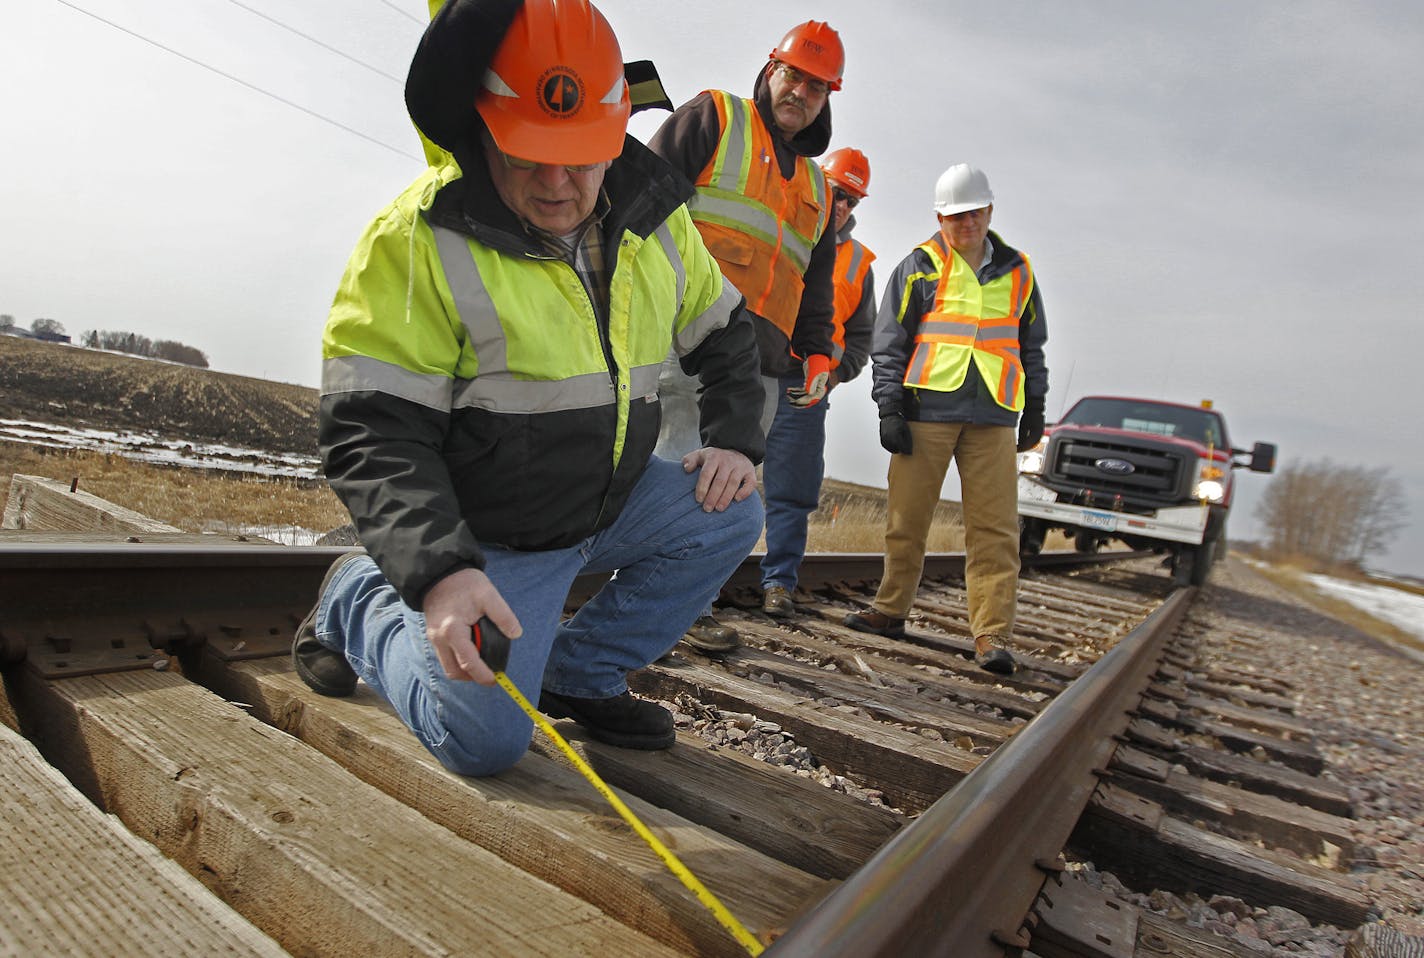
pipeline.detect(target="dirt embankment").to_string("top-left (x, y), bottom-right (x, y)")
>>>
top-left (0, 334), bottom-right (319, 455)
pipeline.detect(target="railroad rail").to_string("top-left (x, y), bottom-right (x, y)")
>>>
top-left (0, 533), bottom-right (1375, 957)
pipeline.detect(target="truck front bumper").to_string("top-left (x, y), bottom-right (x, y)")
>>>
top-left (1017, 476), bottom-right (1210, 546)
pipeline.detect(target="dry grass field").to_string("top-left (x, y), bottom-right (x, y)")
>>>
top-left (0, 442), bottom-right (967, 552)
top-left (0, 334), bottom-right (318, 454)
top-left (1, 333), bottom-right (971, 551)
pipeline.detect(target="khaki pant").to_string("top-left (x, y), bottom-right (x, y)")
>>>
top-left (873, 421), bottom-right (1020, 642)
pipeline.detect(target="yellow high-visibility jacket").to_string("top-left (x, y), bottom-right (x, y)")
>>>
top-left (320, 139), bottom-right (762, 605)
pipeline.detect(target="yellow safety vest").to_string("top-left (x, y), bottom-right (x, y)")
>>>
top-left (903, 232), bottom-right (1034, 411)
top-left (687, 90), bottom-right (830, 335)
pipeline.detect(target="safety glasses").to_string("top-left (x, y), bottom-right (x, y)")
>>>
top-left (832, 187), bottom-right (860, 209)
top-left (776, 63), bottom-right (830, 97)
top-left (494, 146), bottom-right (601, 176)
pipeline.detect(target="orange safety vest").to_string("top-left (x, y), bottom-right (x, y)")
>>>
top-left (687, 90), bottom-right (831, 336)
top-left (903, 231), bottom-right (1034, 411)
top-left (830, 237), bottom-right (875, 369)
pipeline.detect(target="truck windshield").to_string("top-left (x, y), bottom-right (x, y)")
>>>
top-left (1061, 398), bottom-right (1227, 448)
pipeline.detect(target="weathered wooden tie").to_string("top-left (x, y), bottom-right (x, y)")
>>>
top-left (0, 720), bottom-right (287, 957)
top-left (4, 666), bottom-right (680, 957)
top-left (183, 652), bottom-right (829, 957)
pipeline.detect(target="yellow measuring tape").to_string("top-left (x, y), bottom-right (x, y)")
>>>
top-left (493, 672), bottom-right (765, 956)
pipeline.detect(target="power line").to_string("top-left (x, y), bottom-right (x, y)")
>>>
top-left (224, 0), bottom-right (405, 85)
top-left (49, 0), bottom-right (421, 162)
top-left (378, 0), bottom-right (424, 25)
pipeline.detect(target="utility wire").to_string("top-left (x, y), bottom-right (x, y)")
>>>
top-left (49, 0), bottom-right (421, 162)
top-left (378, 0), bottom-right (424, 25)
top-left (225, 0), bottom-right (406, 85)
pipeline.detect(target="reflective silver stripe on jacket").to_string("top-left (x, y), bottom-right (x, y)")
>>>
top-left (651, 222), bottom-right (686, 315)
top-left (671, 276), bottom-right (742, 357)
top-left (708, 95), bottom-right (750, 193)
top-left (431, 224), bottom-right (620, 414)
top-left (917, 318), bottom-right (979, 339)
top-left (690, 191), bottom-right (816, 273)
top-left (322, 354), bottom-right (452, 411)
top-left (839, 240), bottom-right (868, 284)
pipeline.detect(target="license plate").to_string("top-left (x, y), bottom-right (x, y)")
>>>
top-left (1080, 510), bottom-right (1116, 532)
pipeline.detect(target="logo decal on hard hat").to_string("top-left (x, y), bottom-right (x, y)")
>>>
top-left (539, 67), bottom-right (584, 118)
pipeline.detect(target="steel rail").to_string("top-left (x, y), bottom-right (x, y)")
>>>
top-left (0, 543), bottom-right (355, 672)
top-left (0, 543), bottom-right (1147, 672)
top-left (765, 587), bottom-right (1194, 958)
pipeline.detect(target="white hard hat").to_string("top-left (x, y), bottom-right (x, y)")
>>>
top-left (933, 164), bottom-right (994, 215)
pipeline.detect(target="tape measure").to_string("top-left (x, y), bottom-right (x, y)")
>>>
top-left (475, 617), bottom-right (764, 956)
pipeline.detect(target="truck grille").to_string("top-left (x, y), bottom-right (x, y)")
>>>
top-left (1042, 431), bottom-right (1192, 510)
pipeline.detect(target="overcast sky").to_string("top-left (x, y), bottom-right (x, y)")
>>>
top-left (4, 1), bottom-right (1422, 575)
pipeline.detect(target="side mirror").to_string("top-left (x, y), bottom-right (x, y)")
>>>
top-left (1248, 442), bottom-right (1276, 473)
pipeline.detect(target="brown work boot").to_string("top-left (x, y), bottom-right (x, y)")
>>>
top-left (842, 608), bottom-right (907, 638)
top-left (682, 614), bottom-right (740, 652)
top-left (291, 551), bottom-right (365, 697)
top-left (761, 586), bottom-right (795, 617)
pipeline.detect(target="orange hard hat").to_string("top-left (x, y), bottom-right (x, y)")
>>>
top-left (769, 21), bottom-right (845, 91)
top-left (475, 0), bottom-right (630, 166)
top-left (822, 147), bottom-right (870, 197)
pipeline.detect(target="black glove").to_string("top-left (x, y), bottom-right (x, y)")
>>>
top-left (879, 415), bottom-right (913, 455)
top-left (1017, 398), bottom-right (1045, 453)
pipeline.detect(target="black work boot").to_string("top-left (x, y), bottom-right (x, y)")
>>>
top-left (539, 689), bottom-right (676, 750)
top-left (292, 552), bottom-right (365, 697)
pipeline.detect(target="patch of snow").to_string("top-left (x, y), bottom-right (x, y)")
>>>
top-left (1304, 573), bottom-right (1424, 645)
top-left (200, 521), bottom-right (326, 546)
top-left (0, 418), bottom-right (318, 479)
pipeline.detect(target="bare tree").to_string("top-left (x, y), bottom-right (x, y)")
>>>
top-left (1256, 458), bottom-right (1407, 567)
top-left (153, 339), bottom-right (210, 368)
top-left (31, 317), bottom-right (66, 336)
top-left (0, 314), bottom-right (15, 331)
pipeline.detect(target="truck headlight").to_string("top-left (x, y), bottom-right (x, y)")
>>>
top-left (1018, 446), bottom-right (1045, 475)
top-left (1194, 479), bottom-right (1225, 503)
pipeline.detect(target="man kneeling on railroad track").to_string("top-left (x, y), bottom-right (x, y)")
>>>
top-left (292, 0), bottom-right (765, 776)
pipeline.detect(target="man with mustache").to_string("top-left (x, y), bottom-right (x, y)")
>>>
top-left (650, 21), bottom-right (844, 653)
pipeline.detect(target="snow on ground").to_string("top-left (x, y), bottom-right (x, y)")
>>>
top-left (199, 521), bottom-right (327, 546)
top-left (1304, 573), bottom-right (1424, 644)
top-left (4, 417), bottom-right (328, 543)
top-left (1304, 572), bottom-right (1424, 637)
top-left (1, 418), bottom-right (319, 478)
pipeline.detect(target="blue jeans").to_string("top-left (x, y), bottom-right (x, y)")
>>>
top-left (759, 375), bottom-right (828, 592)
top-left (314, 456), bottom-right (763, 776)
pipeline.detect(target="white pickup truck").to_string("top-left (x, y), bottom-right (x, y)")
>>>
top-left (1016, 396), bottom-right (1276, 586)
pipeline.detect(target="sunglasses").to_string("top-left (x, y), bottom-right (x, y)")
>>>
top-left (775, 63), bottom-right (830, 97)
top-left (832, 188), bottom-right (860, 209)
